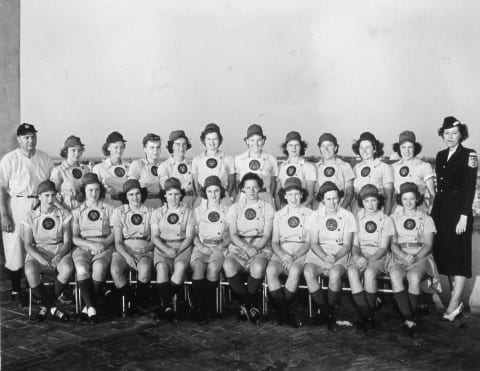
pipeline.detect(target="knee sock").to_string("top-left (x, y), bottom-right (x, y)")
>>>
top-left (77, 279), bottom-right (95, 307)
top-left (156, 282), bottom-right (171, 307)
top-left (352, 291), bottom-right (373, 320)
top-left (9, 268), bottom-right (23, 292)
top-left (227, 273), bottom-right (250, 305)
top-left (284, 288), bottom-right (296, 304)
top-left (192, 279), bottom-right (206, 311)
top-left (270, 288), bottom-right (288, 320)
top-left (327, 289), bottom-right (340, 313)
top-left (31, 282), bottom-right (55, 307)
top-left (247, 276), bottom-right (263, 305)
top-left (136, 281), bottom-right (150, 307)
top-left (393, 290), bottom-right (414, 321)
top-left (118, 284), bottom-right (133, 303)
top-left (93, 280), bottom-right (105, 300)
top-left (204, 280), bottom-right (218, 314)
top-left (166, 281), bottom-right (182, 308)
top-left (54, 279), bottom-right (66, 298)
top-left (408, 292), bottom-right (420, 314)
top-left (366, 292), bottom-right (378, 312)
top-left (310, 289), bottom-right (330, 317)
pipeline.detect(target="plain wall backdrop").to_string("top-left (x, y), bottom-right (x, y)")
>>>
top-left (19, 0), bottom-right (480, 159)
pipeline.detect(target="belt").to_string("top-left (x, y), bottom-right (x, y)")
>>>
top-left (202, 238), bottom-right (223, 245)
top-left (147, 193), bottom-right (161, 199)
top-left (162, 238), bottom-right (185, 243)
top-left (82, 235), bottom-right (108, 239)
top-left (399, 242), bottom-right (423, 249)
top-left (239, 235), bottom-right (262, 239)
top-left (16, 194), bottom-right (38, 198)
top-left (126, 237), bottom-right (148, 241)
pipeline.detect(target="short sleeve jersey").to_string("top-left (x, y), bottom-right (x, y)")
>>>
top-left (194, 200), bottom-right (230, 243)
top-left (50, 161), bottom-right (91, 196)
top-left (158, 156), bottom-right (194, 192)
top-left (151, 205), bottom-right (194, 240)
top-left (356, 210), bottom-right (395, 256)
top-left (191, 151), bottom-right (235, 188)
top-left (92, 159), bottom-right (129, 194)
top-left (391, 158), bottom-right (434, 195)
top-left (0, 149), bottom-right (53, 196)
top-left (316, 157), bottom-right (355, 191)
top-left (353, 159), bottom-right (394, 195)
top-left (111, 204), bottom-right (152, 240)
top-left (227, 199), bottom-right (275, 238)
top-left (128, 158), bottom-right (162, 195)
top-left (72, 201), bottom-right (114, 238)
top-left (391, 209), bottom-right (436, 245)
top-left (273, 205), bottom-right (312, 243)
top-left (278, 158), bottom-right (316, 188)
top-left (22, 205), bottom-right (72, 246)
top-left (235, 151), bottom-right (279, 191)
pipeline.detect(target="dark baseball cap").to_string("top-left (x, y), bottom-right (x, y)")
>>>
top-left (17, 123), bottom-right (37, 136)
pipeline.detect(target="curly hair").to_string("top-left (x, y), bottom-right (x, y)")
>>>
top-left (77, 181), bottom-right (106, 203)
top-left (166, 138), bottom-right (192, 154)
top-left (357, 194), bottom-right (385, 209)
top-left (352, 138), bottom-right (385, 158)
top-left (281, 140), bottom-right (308, 157)
top-left (200, 130), bottom-right (223, 146)
top-left (278, 187), bottom-right (308, 204)
top-left (239, 172), bottom-right (264, 191)
top-left (437, 124), bottom-right (469, 142)
top-left (119, 187), bottom-right (149, 204)
top-left (395, 192), bottom-right (424, 207)
top-left (392, 142), bottom-right (422, 158)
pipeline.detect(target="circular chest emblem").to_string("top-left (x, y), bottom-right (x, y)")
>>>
top-left (287, 216), bottom-right (300, 228)
top-left (131, 214), bottom-right (143, 226)
top-left (167, 213), bottom-right (179, 225)
top-left (365, 221), bottom-right (377, 233)
top-left (325, 218), bottom-right (338, 231)
top-left (286, 166), bottom-right (297, 177)
top-left (150, 166), bottom-right (158, 176)
top-left (244, 208), bottom-right (257, 220)
top-left (403, 218), bottom-right (416, 230)
top-left (399, 166), bottom-right (410, 177)
top-left (42, 217), bottom-right (56, 230)
top-left (114, 166), bottom-right (126, 177)
top-left (360, 166), bottom-right (371, 177)
top-left (249, 160), bottom-right (261, 171)
top-left (88, 210), bottom-right (101, 221)
top-left (72, 168), bottom-right (83, 179)
top-left (207, 211), bottom-right (220, 223)
top-left (177, 163), bottom-right (188, 174)
top-left (206, 158), bottom-right (218, 169)
top-left (324, 166), bottom-right (335, 177)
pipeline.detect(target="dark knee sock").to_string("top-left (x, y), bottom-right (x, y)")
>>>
top-left (164, 281), bottom-right (182, 308)
top-left (327, 289), bottom-right (340, 313)
top-left (352, 291), bottom-right (373, 320)
top-left (136, 281), bottom-right (150, 307)
top-left (204, 280), bottom-right (218, 313)
top-left (284, 288), bottom-right (296, 304)
top-left (227, 273), bottom-right (250, 305)
top-left (247, 276), bottom-right (263, 305)
top-left (270, 288), bottom-right (288, 319)
top-left (408, 292), bottom-right (420, 314)
top-left (118, 284), bottom-right (133, 303)
top-left (192, 279), bottom-right (206, 310)
top-left (366, 292), bottom-right (378, 311)
top-left (10, 268), bottom-right (23, 292)
top-left (31, 283), bottom-right (55, 307)
top-left (156, 282), bottom-right (171, 307)
top-left (93, 280), bottom-right (105, 299)
top-left (394, 290), bottom-right (414, 321)
top-left (310, 289), bottom-right (330, 317)
top-left (54, 279), bottom-right (66, 298)
top-left (77, 279), bottom-right (95, 307)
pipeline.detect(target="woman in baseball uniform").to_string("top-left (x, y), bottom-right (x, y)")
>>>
top-left (23, 180), bottom-right (73, 322)
top-left (431, 116), bottom-right (477, 321)
top-left (50, 135), bottom-right (90, 210)
top-left (151, 177), bottom-right (195, 323)
top-left (224, 172), bottom-right (275, 324)
top-left (348, 184), bottom-right (395, 334)
top-left (352, 132), bottom-right (394, 215)
top-left (316, 133), bottom-right (355, 210)
top-left (191, 123), bottom-right (236, 206)
top-left (128, 133), bottom-right (163, 209)
top-left (158, 130), bottom-right (196, 209)
top-left (235, 124), bottom-right (278, 208)
top-left (190, 175), bottom-right (231, 324)
top-left (71, 173), bottom-right (114, 323)
top-left (276, 131), bottom-right (316, 209)
top-left (267, 177), bottom-right (312, 327)
top-left (110, 179), bottom-right (154, 315)
top-left (93, 131), bottom-right (129, 207)
top-left (391, 131), bottom-right (435, 212)
top-left (387, 182), bottom-right (439, 337)
top-left (304, 181), bottom-right (357, 331)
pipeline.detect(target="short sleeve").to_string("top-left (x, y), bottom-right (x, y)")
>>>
top-left (150, 208), bottom-right (161, 228)
top-left (269, 154), bottom-right (279, 177)
top-left (381, 163), bottom-right (394, 186)
top-left (382, 216), bottom-right (396, 237)
top-left (421, 161), bottom-right (435, 181)
top-left (61, 209), bottom-right (73, 227)
top-left (225, 155), bottom-right (235, 175)
top-left (127, 160), bottom-right (141, 180)
top-left (158, 161), bottom-right (170, 187)
top-left (21, 211), bottom-right (34, 229)
top-left (50, 166), bottom-right (62, 190)
top-left (264, 203), bottom-right (275, 222)
top-left (111, 208), bottom-right (123, 229)
top-left (424, 216), bottom-right (437, 234)
top-left (0, 154), bottom-right (11, 187)
top-left (226, 204), bottom-right (239, 225)
top-left (191, 157), bottom-right (199, 176)
top-left (344, 211), bottom-right (357, 233)
top-left (341, 162), bottom-right (355, 182)
top-left (304, 162), bottom-right (317, 182)
top-left (306, 212), bottom-right (319, 232)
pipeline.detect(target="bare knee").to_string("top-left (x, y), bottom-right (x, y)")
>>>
top-left (75, 261), bottom-right (91, 280)
top-left (223, 258), bottom-right (239, 277)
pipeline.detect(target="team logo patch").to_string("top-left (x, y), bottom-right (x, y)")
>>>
top-left (288, 216), bottom-right (300, 228)
top-left (208, 211), bottom-right (220, 223)
top-left (88, 210), bottom-right (100, 221)
top-left (325, 218), bottom-right (338, 231)
top-left (249, 160), bottom-right (261, 171)
top-left (468, 153), bottom-right (478, 168)
top-left (114, 167), bottom-right (126, 177)
top-left (206, 158), bottom-right (218, 169)
top-left (403, 218), bottom-right (416, 230)
top-left (131, 214), bottom-right (143, 225)
top-left (150, 166), bottom-right (158, 176)
top-left (360, 166), bottom-right (371, 177)
top-left (167, 213), bottom-right (180, 224)
top-left (365, 221), bottom-right (377, 233)
top-left (42, 217), bottom-right (56, 230)
top-left (286, 166), bottom-right (296, 177)
top-left (72, 168), bottom-right (83, 179)
top-left (399, 166), bottom-right (409, 177)
top-left (324, 167), bottom-right (335, 177)
top-left (244, 208), bottom-right (257, 220)
top-left (178, 163), bottom-right (188, 174)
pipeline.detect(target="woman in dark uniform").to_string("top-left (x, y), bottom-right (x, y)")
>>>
top-left (431, 116), bottom-right (477, 321)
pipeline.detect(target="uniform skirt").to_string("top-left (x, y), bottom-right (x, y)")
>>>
top-left (25, 243), bottom-right (73, 271)
top-left (270, 253), bottom-right (306, 275)
top-left (226, 244), bottom-right (272, 270)
top-left (190, 246), bottom-right (226, 265)
top-left (72, 245), bottom-right (113, 265)
top-left (304, 250), bottom-right (351, 276)
top-left (154, 241), bottom-right (192, 272)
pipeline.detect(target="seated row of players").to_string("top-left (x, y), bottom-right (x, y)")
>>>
top-left (25, 170), bottom-right (439, 337)
top-left (51, 122), bottom-right (435, 214)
